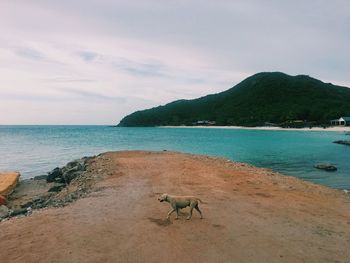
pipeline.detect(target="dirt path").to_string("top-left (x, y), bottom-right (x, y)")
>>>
top-left (1, 151), bottom-right (350, 263)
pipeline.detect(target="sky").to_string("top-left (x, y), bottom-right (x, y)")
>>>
top-left (0, 0), bottom-right (349, 124)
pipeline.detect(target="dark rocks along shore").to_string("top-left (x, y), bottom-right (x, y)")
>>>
top-left (1, 155), bottom-right (96, 221)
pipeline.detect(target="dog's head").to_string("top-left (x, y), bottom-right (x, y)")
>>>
top-left (158, 193), bottom-right (168, 202)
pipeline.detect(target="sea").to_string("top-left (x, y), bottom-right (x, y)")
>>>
top-left (0, 125), bottom-right (349, 190)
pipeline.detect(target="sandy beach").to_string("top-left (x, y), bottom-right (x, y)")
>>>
top-left (1, 151), bottom-right (350, 263)
top-left (161, 125), bottom-right (350, 132)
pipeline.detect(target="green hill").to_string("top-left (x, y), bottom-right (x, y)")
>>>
top-left (118, 72), bottom-right (350, 127)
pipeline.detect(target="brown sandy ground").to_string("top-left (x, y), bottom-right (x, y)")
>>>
top-left (0, 151), bottom-right (350, 263)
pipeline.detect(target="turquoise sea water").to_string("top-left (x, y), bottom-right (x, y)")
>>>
top-left (0, 125), bottom-right (349, 190)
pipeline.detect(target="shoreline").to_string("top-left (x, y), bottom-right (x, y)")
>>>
top-left (2, 150), bottom-right (349, 216)
top-left (159, 125), bottom-right (350, 132)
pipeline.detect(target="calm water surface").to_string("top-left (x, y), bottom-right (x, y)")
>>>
top-left (0, 125), bottom-right (349, 190)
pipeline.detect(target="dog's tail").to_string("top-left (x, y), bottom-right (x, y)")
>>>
top-left (197, 198), bottom-right (207, 204)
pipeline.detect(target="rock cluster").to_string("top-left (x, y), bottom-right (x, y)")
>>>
top-left (0, 205), bottom-right (34, 220)
top-left (1, 156), bottom-right (95, 221)
top-left (38, 156), bottom-right (94, 203)
top-left (47, 157), bottom-right (91, 184)
top-left (18, 189), bottom-right (89, 211)
top-left (45, 157), bottom-right (94, 193)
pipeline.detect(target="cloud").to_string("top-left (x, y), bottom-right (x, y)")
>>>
top-left (46, 78), bottom-right (96, 83)
top-left (15, 47), bottom-right (45, 60)
top-left (114, 60), bottom-right (167, 78)
top-left (0, 0), bottom-right (349, 124)
top-left (78, 51), bottom-right (99, 62)
top-left (58, 87), bottom-right (127, 103)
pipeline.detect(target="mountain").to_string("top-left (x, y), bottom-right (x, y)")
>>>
top-left (118, 72), bottom-right (350, 127)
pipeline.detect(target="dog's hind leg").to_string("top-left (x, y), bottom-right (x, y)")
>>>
top-left (167, 208), bottom-right (175, 219)
top-left (195, 204), bottom-right (203, 219)
top-left (187, 205), bottom-right (194, 220)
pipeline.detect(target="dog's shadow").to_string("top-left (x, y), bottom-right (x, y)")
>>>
top-left (148, 217), bottom-right (173, 227)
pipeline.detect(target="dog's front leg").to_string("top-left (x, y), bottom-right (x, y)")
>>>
top-left (167, 208), bottom-right (175, 219)
top-left (175, 208), bottom-right (179, 220)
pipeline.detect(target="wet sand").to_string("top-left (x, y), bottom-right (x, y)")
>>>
top-left (0, 151), bottom-right (349, 263)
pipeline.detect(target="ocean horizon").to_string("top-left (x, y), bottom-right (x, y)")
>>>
top-left (0, 125), bottom-right (349, 190)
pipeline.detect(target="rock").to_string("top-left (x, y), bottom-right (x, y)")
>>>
top-left (9, 208), bottom-right (27, 217)
top-left (65, 160), bottom-right (85, 171)
top-left (32, 196), bottom-right (43, 203)
top-left (0, 205), bottom-right (9, 219)
top-left (33, 174), bottom-right (48, 180)
top-left (314, 164), bottom-right (337, 171)
top-left (47, 159), bottom-right (87, 184)
top-left (66, 160), bottom-right (79, 169)
top-left (26, 207), bottom-right (32, 216)
top-left (53, 176), bottom-right (66, 184)
top-left (47, 167), bottom-right (62, 182)
top-left (0, 194), bottom-right (6, 206)
top-left (20, 201), bottom-right (33, 208)
top-left (64, 195), bottom-right (73, 203)
top-left (63, 170), bottom-right (84, 184)
top-left (31, 196), bottom-right (47, 208)
top-left (48, 183), bottom-right (66, 192)
top-left (333, 140), bottom-right (350, 146)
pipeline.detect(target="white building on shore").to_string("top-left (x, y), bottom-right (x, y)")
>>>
top-left (330, 117), bottom-right (350, 126)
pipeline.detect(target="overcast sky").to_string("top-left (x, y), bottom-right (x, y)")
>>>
top-left (1, 0), bottom-right (349, 124)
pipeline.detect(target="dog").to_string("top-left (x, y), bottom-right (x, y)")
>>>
top-left (158, 193), bottom-right (204, 220)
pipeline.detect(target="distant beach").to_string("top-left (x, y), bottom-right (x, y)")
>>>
top-left (160, 125), bottom-right (350, 132)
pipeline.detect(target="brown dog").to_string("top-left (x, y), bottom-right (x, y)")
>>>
top-left (158, 193), bottom-right (203, 220)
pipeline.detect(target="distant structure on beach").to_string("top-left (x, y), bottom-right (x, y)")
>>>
top-left (192, 120), bottom-right (216, 126)
top-left (330, 117), bottom-right (350, 126)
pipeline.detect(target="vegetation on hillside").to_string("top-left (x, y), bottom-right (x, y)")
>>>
top-left (118, 72), bottom-right (350, 127)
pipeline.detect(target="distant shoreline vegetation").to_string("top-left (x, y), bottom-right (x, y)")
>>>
top-left (118, 72), bottom-right (350, 128)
